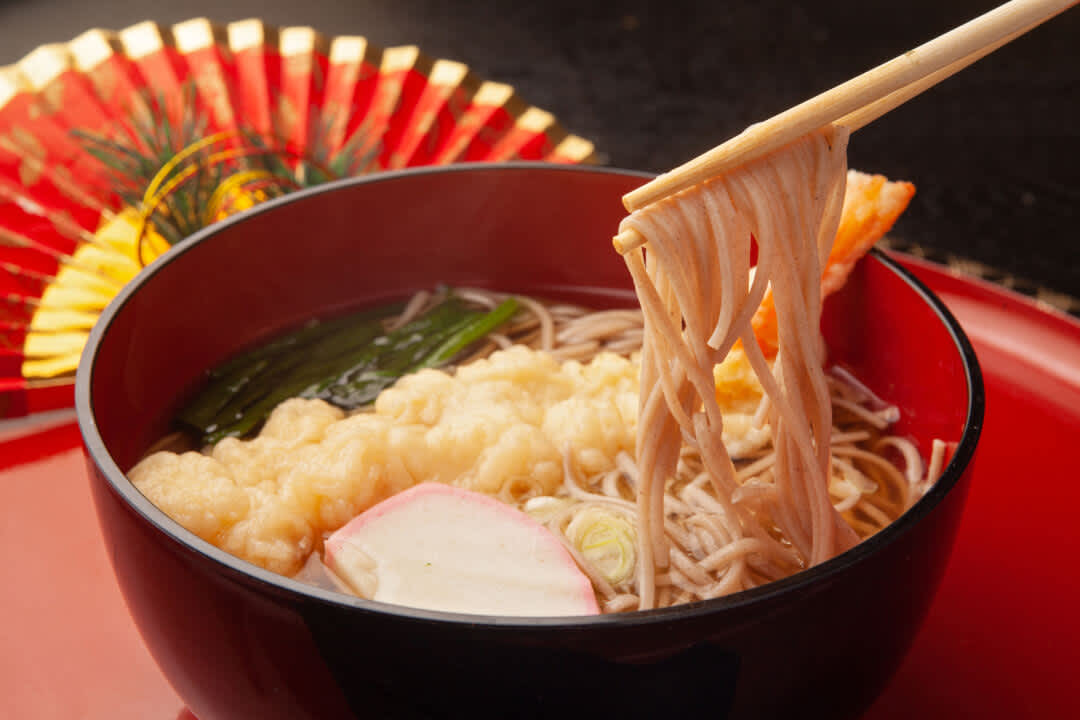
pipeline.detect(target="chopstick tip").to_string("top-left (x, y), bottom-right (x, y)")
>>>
top-left (613, 228), bottom-right (645, 255)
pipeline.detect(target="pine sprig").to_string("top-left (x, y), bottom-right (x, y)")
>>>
top-left (72, 80), bottom-right (385, 253)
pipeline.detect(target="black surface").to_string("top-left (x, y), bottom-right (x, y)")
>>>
top-left (1, 0), bottom-right (1077, 296)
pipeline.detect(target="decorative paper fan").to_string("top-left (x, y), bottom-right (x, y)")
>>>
top-left (0, 18), bottom-right (595, 419)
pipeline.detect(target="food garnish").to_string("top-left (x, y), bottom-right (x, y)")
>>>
top-left (325, 483), bottom-right (601, 616)
top-left (177, 292), bottom-right (519, 443)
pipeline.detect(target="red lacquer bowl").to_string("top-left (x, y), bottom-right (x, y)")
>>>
top-left (75, 164), bottom-right (983, 720)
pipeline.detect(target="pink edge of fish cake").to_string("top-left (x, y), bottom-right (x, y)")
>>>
top-left (324, 483), bottom-right (601, 617)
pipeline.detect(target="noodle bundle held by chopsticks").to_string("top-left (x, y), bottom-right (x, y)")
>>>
top-left (621, 125), bottom-right (858, 609)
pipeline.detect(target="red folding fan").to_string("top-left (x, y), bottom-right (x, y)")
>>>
top-left (0, 18), bottom-right (595, 419)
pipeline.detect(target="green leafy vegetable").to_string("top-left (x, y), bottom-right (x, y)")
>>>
top-left (176, 293), bottom-right (520, 445)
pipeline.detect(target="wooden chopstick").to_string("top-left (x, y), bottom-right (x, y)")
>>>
top-left (612, 0), bottom-right (1076, 255)
top-left (835, 15), bottom-right (1046, 132)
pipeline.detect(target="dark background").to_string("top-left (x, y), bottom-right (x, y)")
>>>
top-left (1, 0), bottom-right (1077, 300)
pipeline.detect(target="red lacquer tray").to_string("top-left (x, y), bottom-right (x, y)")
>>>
top-left (1, 254), bottom-right (1078, 720)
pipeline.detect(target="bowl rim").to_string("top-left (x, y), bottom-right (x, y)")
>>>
top-left (75, 161), bottom-right (985, 629)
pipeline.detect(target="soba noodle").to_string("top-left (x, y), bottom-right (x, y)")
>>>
top-left (335, 277), bottom-right (928, 613)
top-left (618, 125), bottom-right (859, 608)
